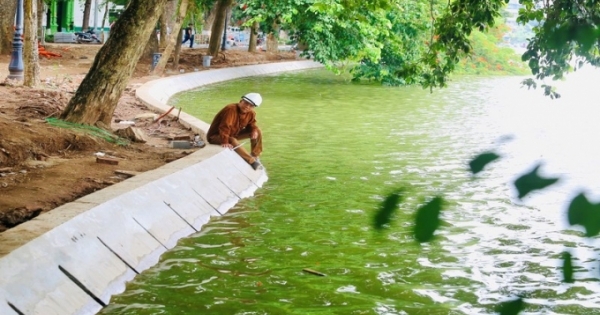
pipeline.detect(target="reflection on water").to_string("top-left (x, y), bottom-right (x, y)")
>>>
top-left (101, 69), bottom-right (600, 315)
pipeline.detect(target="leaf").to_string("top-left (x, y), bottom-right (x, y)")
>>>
top-left (513, 163), bottom-right (559, 199)
top-left (373, 190), bottom-right (403, 230)
top-left (562, 251), bottom-right (574, 283)
top-left (567, 193), bottom-right (600, 237)
top-left (414, 196), bottom-right (444, 243)
top-left (567, 193), bottom-right (590, 226)
top-left (469, 151), bottom-right (501, 174)
top-left (496, 297), bottom-right (524, 315)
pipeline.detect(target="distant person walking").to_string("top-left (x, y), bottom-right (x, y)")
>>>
top-left (181, 23), bottom-right (195, 48)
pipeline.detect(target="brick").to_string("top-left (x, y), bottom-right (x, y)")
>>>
top-left (168, 135), bottom-right (191, 141)
top-left (96, 157), bottom-right (119, 165)
top-left (170, 141), bottom-right (191, 149)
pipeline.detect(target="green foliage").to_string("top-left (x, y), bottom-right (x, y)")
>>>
top-left (240, 0), bottom-right (600, 94)
top-left (454, 29), bottom-right (529, 76)
top-left (240, 0), bottom-right (535, 89)
top-left (414, 196), bottom-right (443, 242)
top-left (423, 0), bottom-right (507, 88)
top-left (469, 151), bottom-right (501, 174)
top-left (516, 0), bottom-right (600, 94)
top-left (567, 193), bottom-right (600, 237)
top-left (109, 0), bottom-right (130, 5)
top-left (496, 297), bottom-right (524, 315)
top-left (562, 251), bottom-right (574, 283)
top-left (349, 1), bottom-right (434, 85)
top-left (513, 163), bottom-right (559, 199)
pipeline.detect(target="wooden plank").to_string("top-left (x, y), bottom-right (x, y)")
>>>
top-left (114, 170), bottom-right (141, 177)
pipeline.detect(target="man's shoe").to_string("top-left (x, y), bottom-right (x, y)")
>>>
top-left (250, 160), bottom-right (263, 170)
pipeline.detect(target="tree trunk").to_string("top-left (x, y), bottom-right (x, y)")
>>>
top-left (159, 8), bottom-right (167, 48)
top-left (173, 24), bottom-right (183, 69)
top-left (208, 0), bottom-right (232, 56)
top-left (0, 0), bottom-right (18, 55)
top-left (82, 0), bottom-right (92, 31)
top-left (142, 29), bottom-right (159, 61)
top-left (202, 3), bottom-right (217, 32)
top-left (166, 0), bottom-right (178, 34)
top-left (152, 0), bottom-right (188, 75)
top-left (248, 21), bottom-right (258, 52)
top-left (37, 0), bottom-right (44, 45)
top-left (100, 1), bottom-right (109, 43)
top-left (265, 21), bottom-right (278, 53)
top-left (160, 0), bottom-right (177, 49)
top-left (266, 32), bottom-right (278, 53)
top-left (60, 0), bottom-right (168, 126)
top-left (24, 0), bottom-right (40, 87)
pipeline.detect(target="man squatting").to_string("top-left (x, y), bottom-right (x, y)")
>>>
top-left (207, 93), bottom-right (264, 170)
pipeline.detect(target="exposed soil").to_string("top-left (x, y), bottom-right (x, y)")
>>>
top-left (0, 43), bottom-right (297, 232)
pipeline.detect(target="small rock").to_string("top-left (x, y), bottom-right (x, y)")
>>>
top-left (115, 126), bottom-right (147, 143)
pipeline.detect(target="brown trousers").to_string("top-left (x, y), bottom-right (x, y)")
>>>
top-left (208, 128), bottom-right (262, 164)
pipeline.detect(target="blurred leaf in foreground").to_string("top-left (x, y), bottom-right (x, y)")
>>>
top-left (469, 151), bottom-right (501, 174)
top-left (496, 296), bottom-right (524, 315)
top-left (567, 193), bottom-right (600, 237)
top-left (373, 190), bottom-right (404, 230)
top-left (414, 196), bottom-right (444, 243)
top-left (562, 251), bottom-right (574, 283)
top-left (514, 163), bottom-right (559, 199)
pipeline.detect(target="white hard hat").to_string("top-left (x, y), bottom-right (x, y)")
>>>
top-left (242, 92), bottom-right (262, 107)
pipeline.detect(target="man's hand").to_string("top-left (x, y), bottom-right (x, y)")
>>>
top-left (251, 131), bottom-right (258, 140)
top-left (222, 143), bottom-right (233, 149)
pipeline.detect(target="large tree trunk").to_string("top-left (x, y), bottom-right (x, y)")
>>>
top-left (248, 21), bottom-right (258, 52)
top-left (24, 0), bottom-right (40, 87)
top-left (82, 0), bottom-right (92, 31)
top-left (173, 24), bottom-right (183, 69)
top-left (152, 0), bottom-right (188, 75)
top-left (0, 0), bottom-right (18, 55)
top-left (202, 4), bottom-right (217, 32)
top-left (143, 30), bottom-right (160, 61)
top-left (265, 21), bottom-right (278, 53)
top-left (159, 0), bottom-right (178, 49)
top-left (60, 0), bottom-right (168, 126)
top-left (266, 32), bottom-right (278, 53)
top-left (207, 0), bottom-right (232, 56)
top-left (159, 8), bottom-right (167, 48)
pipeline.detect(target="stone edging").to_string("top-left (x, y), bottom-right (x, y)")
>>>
top-left (0, 60), bottom-right (323, 315)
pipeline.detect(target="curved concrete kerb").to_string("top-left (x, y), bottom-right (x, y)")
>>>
top-left (0, 60), bottom-right (324, 315)
top-left (136, 60), bottom-right (324, 135)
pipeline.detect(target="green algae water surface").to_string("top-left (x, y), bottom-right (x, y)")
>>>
top-left (100, 69), bottom-right (600, 315)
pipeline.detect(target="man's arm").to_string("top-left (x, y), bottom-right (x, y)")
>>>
top-left (247, 113), bottom-right (259, 139)
top-left (217, 105), bottom-right (238, 145)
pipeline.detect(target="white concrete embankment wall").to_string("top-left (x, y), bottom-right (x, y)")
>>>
top-left (0, 60), bottom-right (323, 315)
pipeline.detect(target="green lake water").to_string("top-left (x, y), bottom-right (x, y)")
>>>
top-left (100, 69), bottom-right (600, 314)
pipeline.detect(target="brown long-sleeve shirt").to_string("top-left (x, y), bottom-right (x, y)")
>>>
top-left (206, 103), bottom-right (258, 144)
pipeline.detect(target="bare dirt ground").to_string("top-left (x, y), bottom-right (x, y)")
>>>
top-left (0, 43), bottom-right (297, 232)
